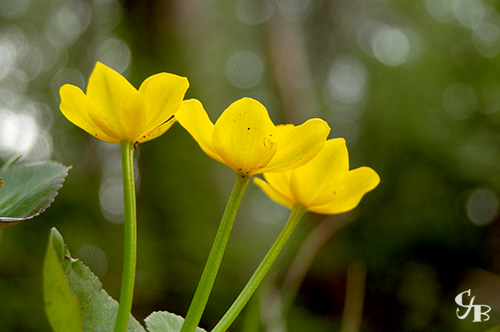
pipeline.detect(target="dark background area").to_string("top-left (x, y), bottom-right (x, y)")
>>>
top-left (1, 0), bottom-right (500, 331)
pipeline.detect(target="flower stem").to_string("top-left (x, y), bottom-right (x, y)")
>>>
top-left (212, 204), bottom-right (307, 332)
top-left (113, 140), bottom-right (137, 332)
top-left (180, 172), bottom-right (251, 332)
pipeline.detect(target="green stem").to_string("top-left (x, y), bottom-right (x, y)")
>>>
top-left (212, 204), bottom-right (307, 332)
top-left (180, 172), bottom-right (251, 332)
top-left (113, 140), bottom-right (138, 332)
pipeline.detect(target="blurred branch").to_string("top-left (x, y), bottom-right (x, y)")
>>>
top-left (340, 261), bottom-right (367, 332)
top-left (281, 215), bottom-right (351, 309)
top-left (266, 12), bottom-right (320, 123)
top-left (259, 215), bottom-right (351, 331)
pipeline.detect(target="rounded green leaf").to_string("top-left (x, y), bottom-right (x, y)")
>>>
top-left (145, 311), bottom-right (207, 332)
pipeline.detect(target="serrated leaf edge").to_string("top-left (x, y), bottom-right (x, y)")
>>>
top-left (51, 228), bottom-right (147, 332)
top-left (0, 161), bottom-right (71, 222)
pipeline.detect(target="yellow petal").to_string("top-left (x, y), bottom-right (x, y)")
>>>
top-left (290, 138), bottom-right (349, 207)
top-left (254, 177), bottom-right (294, 210)
top-left (86, 62), bottom-right (145, 140)
top-left (310, 166), bottom-right (380, 214)
top-left (138, 117), bottom-right (177, 143)
top-left (139, 72), bottom-right (189, 134)
top-left (212, 98), bottom-right (277, 174)
top-left (264, 118), bottom-right (330, 173)
top-left (175, 99), bottom-right (225, 164)
top-left (262, 171), bottom-right (295, 203)
top-left (59, 84), bottom-right (119, 143)
top-left (275, 124), bottom-right (294, 133)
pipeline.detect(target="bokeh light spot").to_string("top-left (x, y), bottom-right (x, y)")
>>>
top-left (0, 42), bottom-right (17, 80)
top-left (98, 146), bottom-right (139, 223)
top-left (472, 22), bottom-right (500, 58)
top-left (51, 68), bottom-right (85, 100)
top-left (452, 0), bottom-right (485, 29)
top-left (27, 131), bottom-right (53, 162)
top-left (95, 38), bottom-right (131, 74)
top-left (442, 83), bottom-right (476, 120)
top-left (275, 0), bottom-right (312, 21)
top-left (0, 0), bottom-right (31, 20)
top-left (46, 0), bottom-right (92, 47)
top-left (0, 110), bottom-right (38, 156)
top-left (99, 176), bottom-right (124, 223)
top-left (466, 188), bottom-right (499, 226)
top-left (92, 0), bottom-right (122, 32)
top-left (371, 27), bottom-right (410, 67)
top-left (236, 0), bottom-right (273, 25)
top-left (226, 50), bottom-right (264, 89)
top-left (23, 46), bottom-right (44, 80)
top-left (481, 83), bottom-right (500, 114)
top-left (426, 0), bottom-right (455, 23)
top-left (326, 56), bottom-right (367, 104)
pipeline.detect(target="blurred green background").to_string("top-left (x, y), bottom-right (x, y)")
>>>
top-left (1, 0), bottom-right (500, 331)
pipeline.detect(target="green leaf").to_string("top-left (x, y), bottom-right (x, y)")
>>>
top-left (0, 161), bottom-right (70, 227)
top-left (44, 228), bottom-right (147, 332)
top-left (44, 228), bottom-right (83, 332)
top-left (145, 312), bottom-right (207, 332)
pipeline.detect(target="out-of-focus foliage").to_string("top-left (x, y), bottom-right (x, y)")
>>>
top-left (1, 0), bottom-right (500, 331)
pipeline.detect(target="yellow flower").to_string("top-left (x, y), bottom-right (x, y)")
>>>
top-left (175, 98), bottom-right (330, 175)
top-left (59, 62), bottom-right (189, 144)
top-left (254, 138), bottom-right (380, 214)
